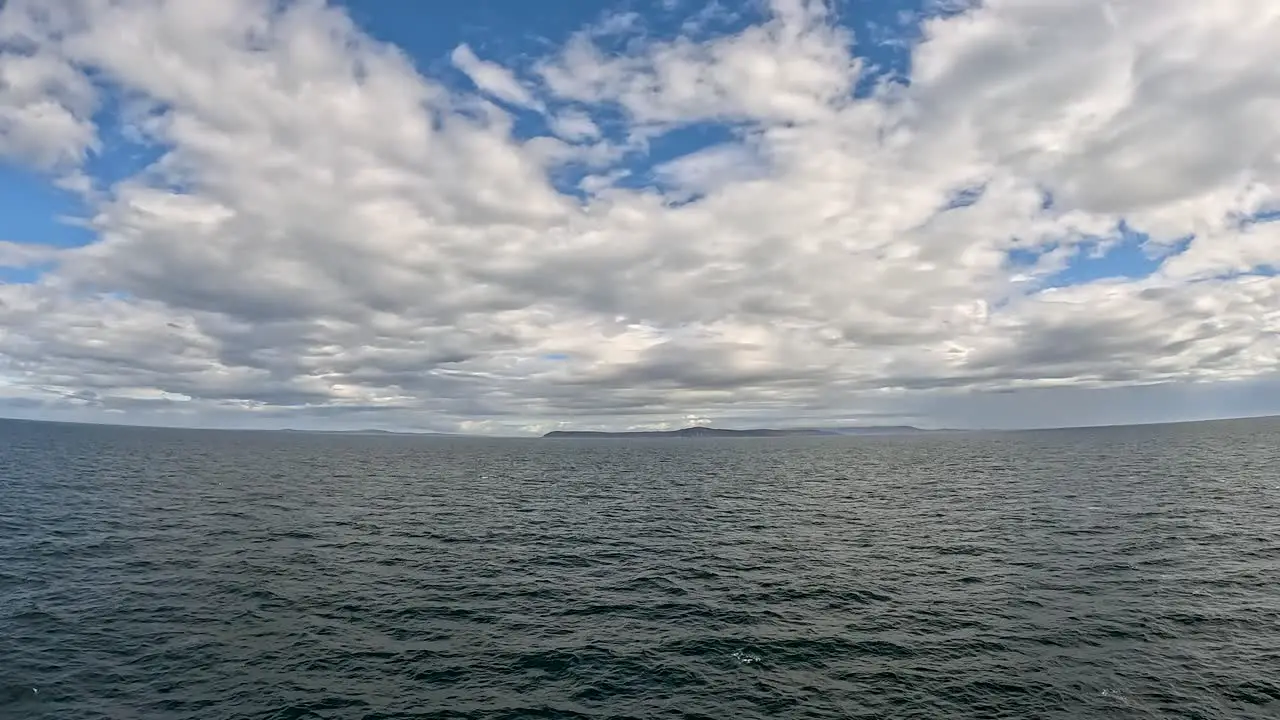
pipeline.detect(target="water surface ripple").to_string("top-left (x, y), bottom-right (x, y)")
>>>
top-left (2, 417), bottom-right (1279, 719)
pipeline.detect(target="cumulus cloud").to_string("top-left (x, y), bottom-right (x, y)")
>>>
top-left (0, 0), bottom-right (1277, 433)
top-left (0, 0), bottom-right (98, 168)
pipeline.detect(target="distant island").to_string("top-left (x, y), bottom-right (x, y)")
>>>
top-left (279, 428), bottom-right (455, 436)
top-left (542, 425), bottom-right (938, 438)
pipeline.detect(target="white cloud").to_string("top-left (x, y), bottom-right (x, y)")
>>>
top-left (0, 241), bottom-right (59, 267)
top-left (450, 43), bottom-right (541, 110)
top-left (537, 0), bottom-right (858, 127)
top-left (0, 0), bottom-right (98, 168)
top-left (547, 108), bottom-right (600, 142)
top-left (0, 0), bottom-right (1278, 433)
top-left (653, 141), bottom-right (769, 196)
top-left (909, 0), bottom-right (1280, 237)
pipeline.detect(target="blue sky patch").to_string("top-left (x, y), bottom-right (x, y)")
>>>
top-left (0, 264), bottom-right (53, 284)
top-left (0, 165), bottom-right (95, 251)
top-left (1005, 222), bottom-right (1195, 290)
top-left (1238, 208), bottom-right (1280, 229)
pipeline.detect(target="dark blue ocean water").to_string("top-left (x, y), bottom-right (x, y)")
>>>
top-left (2, 417), bottom-right (1278, 719)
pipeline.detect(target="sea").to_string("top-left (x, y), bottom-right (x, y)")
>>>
top-left (1, 416), bottom-right (1278, 719)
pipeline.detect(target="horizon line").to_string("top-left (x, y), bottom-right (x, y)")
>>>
top-left (1, 412), bottom-right (1276, 438)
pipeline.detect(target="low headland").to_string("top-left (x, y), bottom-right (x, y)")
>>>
top-left (542, 425), bottom-right (944, 438)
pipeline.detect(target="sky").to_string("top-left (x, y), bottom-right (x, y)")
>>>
top-left (0, 0), bottom-right (1278, 435)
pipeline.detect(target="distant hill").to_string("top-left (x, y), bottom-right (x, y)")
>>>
top-left (542, 425), bottom-right (936, 439)
top-left (807, 425), bottom-right (935, 436)
top-left (279, 428), bottom-right (455, 436)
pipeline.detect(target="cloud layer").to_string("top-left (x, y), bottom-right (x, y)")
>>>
top-left (0, 0), bottom-right (1277, 433)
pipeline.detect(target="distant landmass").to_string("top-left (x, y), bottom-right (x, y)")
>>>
top-left (279, 428), bottom-right (455, 436)
top-left (542, 425), bottom-right (941, 438)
